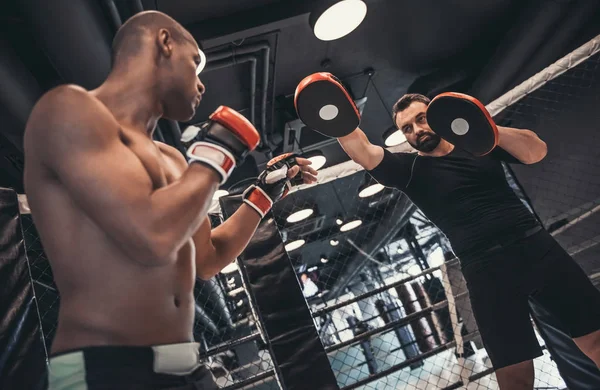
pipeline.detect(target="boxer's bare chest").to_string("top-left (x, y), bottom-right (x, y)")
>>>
top-left (120, 129), bottom-right (183, 187)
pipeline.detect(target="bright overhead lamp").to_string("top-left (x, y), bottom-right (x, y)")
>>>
top-left (340, 219), bottom-right (362, 232)
top-left (287, 208), bottom-right (314, 223)
top-left (330, 239), bottom-right (339, 246)
top-left (308, 155), bottom-right (327, 171)
top-left (310, 0), bottom-right (368, 42)
top-left (320, 256), bottom-right (329, 264)
top-left (383, 125), bottom-right (407, 147)
top-left (213, 189), bottom-right (229, 200)
top-left (358, 175), bottom-right (385, 198)
top-left (303, 150), bottom-right (327, 171)
top-left (221, 261), bottom-right (239, 274)
top-left (285, 239), bottom-right (306, 252)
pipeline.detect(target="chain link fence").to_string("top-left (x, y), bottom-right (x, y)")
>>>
top-left (270, 37), bottom-right (600, 390)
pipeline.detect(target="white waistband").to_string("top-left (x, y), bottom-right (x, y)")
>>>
top-left (152, 342), bottom-right (202, 375)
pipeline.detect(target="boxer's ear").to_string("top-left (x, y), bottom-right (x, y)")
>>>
top-left (156, 28), bottom-right (174, 58)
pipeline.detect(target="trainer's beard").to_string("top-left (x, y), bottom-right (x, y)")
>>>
top-left (410, 132), bottom-right (442, 153)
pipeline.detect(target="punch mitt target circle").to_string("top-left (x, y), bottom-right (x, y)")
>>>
top-left (426, 92), bottom-right (499, 156)
top-left (294, 72), bottom-right (360, 138)
top-left (451, 118), bottom-right (469, 135)
top-left (319, 104), bottom-right (339, 121)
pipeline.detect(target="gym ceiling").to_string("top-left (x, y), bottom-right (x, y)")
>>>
top-left (1, 0), bottom-right (599, 289)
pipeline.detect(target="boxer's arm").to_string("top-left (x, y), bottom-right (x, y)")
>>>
top-left (338, 127), bottom-right (385, 170)
top-left (193, 207), bottom-right (261, 280)
top-left (26, 87), bottom-right (219, 266)
top-left (495, 126), bottom-right (547, 164)
top-left (193, 159), bottom-right (315, 279)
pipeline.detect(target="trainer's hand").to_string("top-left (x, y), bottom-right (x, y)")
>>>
top-left (243, 154), bottom-right (318, 218)
top-left (181, 106), bottom-right (260, 184)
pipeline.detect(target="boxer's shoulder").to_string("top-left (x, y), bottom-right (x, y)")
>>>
top-left (31, 84), bottom-right (97, 116)
top-left (26, 85), bottom-right (119, 152)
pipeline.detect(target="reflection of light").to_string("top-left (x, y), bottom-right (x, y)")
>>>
top-left (340, 219), bottom-right (362, 232)
top-left (308, 155), bottom-right (327, 171)
top-left (286, 208), bottom-right (314, 223)
top-left (384, 130), bottom-right (407, 147)
top-left (330, 239), bottom-right (339, 246)
top-left (407, 264), bottom-right (422, 276)
top-left (336, 218), bottom-right (343, 225)
top-left (313, 0), bottom-right (368, 41)
top-left (359, 183), bottom-right (384, 198)
top-left (428, 248), bottom-right (445, 268)
top-left (221, 262), bottom-right (239, 274)
top-left (285, 239), bottom-right (306, 252)
top-left (213, 189), bottom-right (229, 200)
top-left (321, 257), bottom-right (329, 264)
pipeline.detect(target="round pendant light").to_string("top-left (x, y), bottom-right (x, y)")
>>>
top-left (310, 0), bottom-right (368, 41)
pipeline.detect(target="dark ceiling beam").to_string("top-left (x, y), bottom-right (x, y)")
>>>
top-left (192, 0), bottom-right (386, 49)
top-left (189, 0), bottom-right (315, 49)
top-left (0, 38), bottom-right (43, 153)
top-left (507, 0), bottom-right (600, 92)
top-left (468, 0), bottom-right (587, 104)
top-left (17, 0), bottom-right (113, 90)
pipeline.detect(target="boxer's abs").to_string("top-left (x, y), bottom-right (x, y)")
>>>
top-left (42, 205), bottom-right (197, 354)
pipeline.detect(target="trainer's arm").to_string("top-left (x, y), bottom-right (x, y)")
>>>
top-left (338, 128), bottom-right (385, 170)
top-left (26, 87), bottom-right (218, 267)
top-left (496, 126), bottom-right (547, 164)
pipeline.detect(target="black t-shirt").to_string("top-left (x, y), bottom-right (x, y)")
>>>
top-left (368, 147), bottom-right (540, 259)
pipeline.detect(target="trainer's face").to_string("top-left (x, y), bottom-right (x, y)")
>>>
top-left (395, 102), bottom-right (441, 153)
top-left (160, 30), bottom-right (206, 122)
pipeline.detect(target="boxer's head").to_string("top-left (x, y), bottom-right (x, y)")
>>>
top-left (111, 11), bottom-right (205, 121)
top-left (393, 94), bottom-right (441, 153)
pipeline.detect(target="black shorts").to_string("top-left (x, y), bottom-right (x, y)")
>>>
top-left (461, 229), bottom-right (600, 370)
top-left (46, 342), bottom-right (218, 390)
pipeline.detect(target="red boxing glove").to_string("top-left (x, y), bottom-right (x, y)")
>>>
top-left (181, 106), bottom-right (261, 184)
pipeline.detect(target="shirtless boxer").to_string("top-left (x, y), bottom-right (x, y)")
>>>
top-left (23, 11), bottom-right (317, 390)
top-left (295, 75), bottom-right (600, 390)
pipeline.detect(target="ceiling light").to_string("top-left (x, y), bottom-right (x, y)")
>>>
top-left (320, 257), bottom-right (329, 264)
top-left (221, 261), bottom-right (239, 274)
top-left (330, 239), bottom-right (339, 246)
top-left (213, 189), bottom-right (229, 200)
top-left (303, 150), bottom-right (327, 171)
top-left (285, 239), bottom-right (306, 252)
top-left (359, 183), bottom-right (385, 198)
top-left (287, 208), bottom-right (314, 223)
top-left (340, 219), bottom-right (362, 232)
top-left (311, 0), bottom-right (367, 41)
top-left (308, 155), bottom-right (327, 171)
top-left (383, 125), bottom-right (407, 147)
top-left (336, 218), bottom-right (343, 225)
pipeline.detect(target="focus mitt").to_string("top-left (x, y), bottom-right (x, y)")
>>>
top-left (426, 92), bottom-right (498, 156)
top-left (294, 72), bottom-right (360, 138)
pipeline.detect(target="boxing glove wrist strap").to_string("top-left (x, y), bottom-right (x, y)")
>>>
top-left (242, 185), bottom-right (273, 218)
top-left (186, 142), bottom-right (236, 185)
